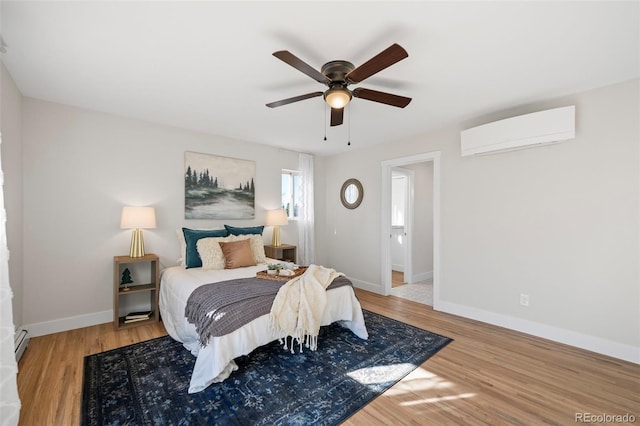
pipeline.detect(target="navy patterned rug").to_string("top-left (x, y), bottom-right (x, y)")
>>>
top-left (82, 310), bottom-right (452, 425)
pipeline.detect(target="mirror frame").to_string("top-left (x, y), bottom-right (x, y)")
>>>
top-left (340, 178), bottom-right (364, 209)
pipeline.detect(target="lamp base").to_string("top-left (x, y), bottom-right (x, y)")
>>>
top-left (129, 229), bottom-right (145, 258)
top-left (272, 226), bottom-right (281, 247)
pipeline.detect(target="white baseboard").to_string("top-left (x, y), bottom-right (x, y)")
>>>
top-left (436, 300), bottom-right (640, 364)
top-left (349, 277), bottom-right (386, 295)
top-left (413, 270), bottom-right (433, 283)
top-left (391, 264), bottom-right (404, 272)
top-left (389, 270), bottom-right (433, 283)
top-left (24, 310), bottom-right (112, 337)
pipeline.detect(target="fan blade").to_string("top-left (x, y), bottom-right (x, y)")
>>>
top-left (352, 88), bottom-right (411, 108)
top-left (330, 107), bottom-right (344, 126)
top-left (273, 51), bottom-right (331, 84)
top-left (266, 92), bottom-right (323, 108)
top-left (346, 43), bottom-right (408, 84)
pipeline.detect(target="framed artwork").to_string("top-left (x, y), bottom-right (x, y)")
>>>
top-left (184, 151), bottom-right (256, 220)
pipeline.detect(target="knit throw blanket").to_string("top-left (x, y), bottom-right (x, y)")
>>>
top-left (185, 277), bottom-right (284, 346)
top-left (269, 264), bottom-right (344, 353)
top-left (185, 274), bottom-right (352, 347)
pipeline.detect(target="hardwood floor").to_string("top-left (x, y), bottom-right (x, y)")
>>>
top-left (17, 290), bottom-right (639, 425)
top-left (392, 270), bottom-right (405, 288)
top-left (17, 322), bottom-right (167, 426)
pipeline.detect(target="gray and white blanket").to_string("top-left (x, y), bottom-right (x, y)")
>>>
top-left (185, 276), bottom-right (352, 346)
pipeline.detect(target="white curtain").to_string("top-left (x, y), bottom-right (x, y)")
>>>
top-left (297, 153), bottom-right (315, 265)
top-left (0, 133), bottom-right (20, 425)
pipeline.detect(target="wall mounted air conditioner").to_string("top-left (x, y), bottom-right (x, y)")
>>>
top-left (461, 105), bottom-right (575, 156)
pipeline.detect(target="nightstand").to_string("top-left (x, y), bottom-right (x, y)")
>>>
top-left (264, 244), bottom-right (297, 263)
top-left (113, 254), bottom-right (160, 329)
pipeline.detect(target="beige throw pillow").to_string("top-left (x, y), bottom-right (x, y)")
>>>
top-left (219, 239), bottom-right (257, 269)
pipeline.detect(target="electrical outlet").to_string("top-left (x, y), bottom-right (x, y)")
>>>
top-left (520, 293), bottom-right (530, 306)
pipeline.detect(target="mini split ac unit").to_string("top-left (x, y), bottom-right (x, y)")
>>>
top-left (461, 105), bottom-right (576, 156)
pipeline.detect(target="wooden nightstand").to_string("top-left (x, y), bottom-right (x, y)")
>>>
top-left (113, 254), bottom-right (160, 329)
top-left (264, 244), bottom-right (297, 263)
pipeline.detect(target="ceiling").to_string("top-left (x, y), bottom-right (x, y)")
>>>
top-left (1, 1), bottom-right (638, 156)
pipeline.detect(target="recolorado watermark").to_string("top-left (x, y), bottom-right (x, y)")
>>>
top-left (575, 413), bottom-right (636, 423)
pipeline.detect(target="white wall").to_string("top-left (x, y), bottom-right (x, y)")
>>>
top-left (313, 156), bottom-right (328, 267)
top-left (320, 79), bottom-right (639, 361)
top-left (21, 98), bottom-right (301, 333)
top-left (0, 63), bottom-right (23, 329)
top-left (406, 161), bottom-right (433, 280)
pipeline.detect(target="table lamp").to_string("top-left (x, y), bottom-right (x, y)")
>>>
top-left (121, 206), bottom-right (156, 257)
top-left (266, 209), bottom-right (288, 246)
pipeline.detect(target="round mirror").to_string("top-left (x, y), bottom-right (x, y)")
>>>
top-left (340, 178), bottom-right (364, 209)
top-left (345, 184), bottom-right (359, 203)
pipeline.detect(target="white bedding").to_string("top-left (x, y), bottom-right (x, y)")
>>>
top-left (159, 262), bottom-right (369, 393)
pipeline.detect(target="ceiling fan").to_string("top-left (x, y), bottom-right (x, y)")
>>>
top-left (266, 43), bottom-right (412, 127)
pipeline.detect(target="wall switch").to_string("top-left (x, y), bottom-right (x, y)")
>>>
top-left (520, 293), bottom-right (530, 306)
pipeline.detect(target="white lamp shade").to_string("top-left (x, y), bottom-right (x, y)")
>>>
top-left (265, 209), bottom-right (288, 226)
top-left (120, 206), bottom-right (156, 229)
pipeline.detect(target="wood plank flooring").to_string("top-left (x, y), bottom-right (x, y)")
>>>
top-left (17, 289), bottom-right (639, 425)
top-left (392, 270), bottom-right (405, 288)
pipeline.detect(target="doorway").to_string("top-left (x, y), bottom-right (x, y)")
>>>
top-left (390, 168), bottom-right (413, 287)
top-left (381, 152), bottom-right (440, 308)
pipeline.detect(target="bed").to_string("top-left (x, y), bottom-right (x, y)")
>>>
top-left (159, 261), bottom-right (369, 393)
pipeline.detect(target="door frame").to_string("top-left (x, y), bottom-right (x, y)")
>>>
top-left (380, 151), bottom-right (441, 309)
top-left (391, 167), bottom-right (414, 283)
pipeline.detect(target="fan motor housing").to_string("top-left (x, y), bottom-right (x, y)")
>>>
top-left (321, 60), bottom-right (355, 84)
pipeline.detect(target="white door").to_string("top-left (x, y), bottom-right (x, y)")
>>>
top-left (391, 169), bottom-right (413, 283)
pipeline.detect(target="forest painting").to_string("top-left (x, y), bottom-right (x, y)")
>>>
top-left (184, 151), bottom-right (256, 219)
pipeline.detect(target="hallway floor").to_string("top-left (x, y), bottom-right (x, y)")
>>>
top-left (390, 271), bottom-right (433, 306)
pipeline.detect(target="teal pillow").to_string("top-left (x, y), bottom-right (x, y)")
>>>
top-left (224, 225), bottom-right (264, 236)
top-left (182, 228), bottom-right (229, 269)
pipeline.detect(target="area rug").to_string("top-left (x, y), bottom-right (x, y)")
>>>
top-left (82, 310), bottom-right (452, 426)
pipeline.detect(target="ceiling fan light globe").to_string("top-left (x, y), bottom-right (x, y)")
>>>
top-left (324, 88), bottom-right (352, 109)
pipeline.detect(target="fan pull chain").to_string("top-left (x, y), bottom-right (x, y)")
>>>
top-left (347, 104), bottom-right (351, 146)
top-left (323, 104), bottom-right (327, 141)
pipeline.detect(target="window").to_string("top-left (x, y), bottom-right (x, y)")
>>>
top-left (281, 170), bottom-right (300, 219)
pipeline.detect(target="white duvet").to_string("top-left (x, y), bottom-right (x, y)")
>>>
top-left (159, 262), bottom-right (369, 393)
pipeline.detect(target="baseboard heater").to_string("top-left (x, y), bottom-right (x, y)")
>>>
top-left (14, 328), bottom-right (29, 362)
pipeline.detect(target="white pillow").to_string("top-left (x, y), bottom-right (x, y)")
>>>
top-left (197, 236), bottom-right (233, 270)
top-left (176, 229), bottom-right (186, 266)
top-left (241, 234), bottom-right (267, 264)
